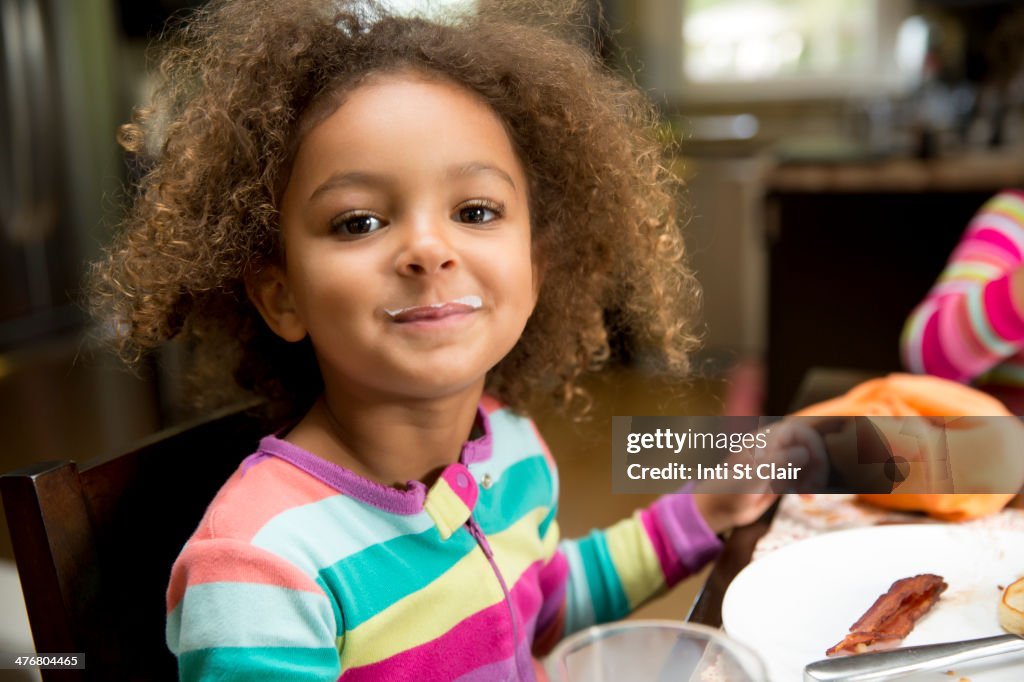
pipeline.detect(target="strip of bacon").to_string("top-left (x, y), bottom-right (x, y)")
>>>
top-left (826, 574), bottom-right (947, 656)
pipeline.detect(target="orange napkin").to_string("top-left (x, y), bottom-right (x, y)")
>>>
top-left (793, 373), bottom-right (1024, 520)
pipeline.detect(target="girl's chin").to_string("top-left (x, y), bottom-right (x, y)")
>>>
top-left (392, 375), bottom-right (490, 401)
top-left (322, 345), bottom-right (509, 401)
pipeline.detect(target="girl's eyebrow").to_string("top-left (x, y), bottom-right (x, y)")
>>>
top-left (308, 171), bottom-right (381, 202)
top-left (308, 162), bottom-right (517, 203)
top-left (447, 162), bottom-right (517, 191)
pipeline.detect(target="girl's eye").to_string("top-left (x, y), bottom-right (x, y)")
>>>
top-left (330, 213), bottom-right (386, 237)
top-left (455, 201), bottom-right (503, 225)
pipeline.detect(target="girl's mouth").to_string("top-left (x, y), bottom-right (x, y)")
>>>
top-left (384, 295), bottom-right (483, 323)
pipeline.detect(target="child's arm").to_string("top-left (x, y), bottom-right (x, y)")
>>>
top-left (529, 422), bottom-right (815, 655)
top-left (531, 492), bottom-right (722, 656)
top-left (167, 537), bottom-right (340, 680)
top-left (902, 190), bottom-right (1024, 383)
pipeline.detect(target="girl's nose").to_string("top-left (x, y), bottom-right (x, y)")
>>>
top-left (394, 221), bottom-right (457, 277)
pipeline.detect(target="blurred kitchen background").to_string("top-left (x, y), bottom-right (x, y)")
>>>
top-left (2, 0), bottom-right (1024, 656)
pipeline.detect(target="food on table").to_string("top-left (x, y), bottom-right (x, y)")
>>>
top-left (999, 576), bottom-right (1024, 635)
top-left (826, 573), bottom-right (948, 656)
top-left (856, 493), bottom-right (1019, 522)
top-left (793, 373), bottom-right (1024, 521)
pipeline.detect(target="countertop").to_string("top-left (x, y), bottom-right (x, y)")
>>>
top-left (765, 148), bottom-right (1024, 193)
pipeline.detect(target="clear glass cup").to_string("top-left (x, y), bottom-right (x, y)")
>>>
top-left (544, 619), bottom-right (767, 682)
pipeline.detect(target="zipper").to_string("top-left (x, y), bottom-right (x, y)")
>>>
top-left (466, 516), bottom-right (531, 681)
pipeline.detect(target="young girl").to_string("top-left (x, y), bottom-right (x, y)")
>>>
top-left (88, 1), bottom-right (777, 679)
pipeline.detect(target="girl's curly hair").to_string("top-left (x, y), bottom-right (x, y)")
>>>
top-left (87, 0), bottom-right (701, 418)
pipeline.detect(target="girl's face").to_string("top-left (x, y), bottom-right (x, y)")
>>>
top-left (252, 72), bottom-right (538, 403)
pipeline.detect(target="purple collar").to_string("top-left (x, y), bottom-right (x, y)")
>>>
top-left (251, 403), bottom-right (493, 515)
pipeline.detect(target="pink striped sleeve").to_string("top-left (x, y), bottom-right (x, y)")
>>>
top-left (638, 505), bottom-right (685, 585)
top-left (985, 273), bottom-right (1024, 339)
top-left (903, 190), bottom-right (1024, 383)
top-left (649, 493), bottom-right (722, 583)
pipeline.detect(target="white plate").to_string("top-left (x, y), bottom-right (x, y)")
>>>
top-left (721, 525), bottom-right (1024, 681)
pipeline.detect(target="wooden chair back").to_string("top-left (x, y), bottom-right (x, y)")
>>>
top-left (1, 403), bottom-right (277, 681)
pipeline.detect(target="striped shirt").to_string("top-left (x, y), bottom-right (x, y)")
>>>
top-left (902, 190), bottom-right (1024, 411)
top-left (166, 397), bottom-right (722, 680)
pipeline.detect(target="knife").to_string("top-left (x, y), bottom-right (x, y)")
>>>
top-left (803, 633), bottom-right (1024, 681)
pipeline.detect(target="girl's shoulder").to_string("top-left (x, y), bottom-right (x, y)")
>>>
top-left (193, 448), bottom-right (339, 543)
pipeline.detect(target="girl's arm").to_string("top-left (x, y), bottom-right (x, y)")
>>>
top-left (531, 493), bottom-right (722, 656)
top-left (167, 537), bottom-right (341, 680)
top-left (529, 422), bottom-right (806, 655)
top-left (902, 190), bottom-right (1024, 383)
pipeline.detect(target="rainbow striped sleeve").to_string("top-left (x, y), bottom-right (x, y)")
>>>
top-left (512, 412), bottom-right (722, 656)
top-left (535, 488), bottom-right (721, 645)
top-left (902, 190), bottom-right (1024, 384)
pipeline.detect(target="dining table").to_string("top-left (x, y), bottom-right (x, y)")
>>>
top-left (685, 367), bottom-right (1024, 629)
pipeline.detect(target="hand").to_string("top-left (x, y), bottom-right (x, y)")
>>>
top-left (760, 418), bottom-right (829, 493)
top-left (693, 419), bottom-right (828, 533)
top-left (693, 490), bottom-right (776, 534)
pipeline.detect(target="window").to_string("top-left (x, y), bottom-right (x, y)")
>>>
top-left (676, 0), bottom-right (914, 101)
top-left (686, 0), bottom-right (875, 81)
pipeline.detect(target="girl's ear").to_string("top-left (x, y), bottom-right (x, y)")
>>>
top-left (246, 266), bottom-right (307, 342)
